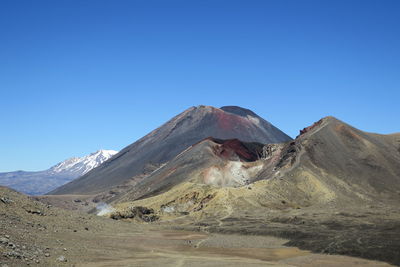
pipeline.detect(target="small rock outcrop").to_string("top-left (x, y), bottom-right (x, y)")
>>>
top-left (110, 206), bottom-right (159, 222)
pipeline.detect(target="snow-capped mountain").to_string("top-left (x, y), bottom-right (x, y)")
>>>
top-left (0, 150), bottom-right (118, 195)
top-left (49, 150), bottom-right (118, 175)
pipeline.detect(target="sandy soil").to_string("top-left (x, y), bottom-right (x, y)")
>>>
top-left (51, 226), bottom-right (395, 267)
top-left (1, 188), bottom-right (394, 267)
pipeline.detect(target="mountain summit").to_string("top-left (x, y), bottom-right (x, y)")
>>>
top-left (0, 149), bottom-right (118, 195)
top-left (49, 150), bottom-right (118, 176)
top-left (51, 105), bottom-right (291, 195)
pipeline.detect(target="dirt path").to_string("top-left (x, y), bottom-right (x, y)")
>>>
top-left (63, 226), bottom-right (393, 267)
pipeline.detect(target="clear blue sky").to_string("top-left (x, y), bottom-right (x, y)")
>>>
top-left (1, 0), bottom-right (399, 172)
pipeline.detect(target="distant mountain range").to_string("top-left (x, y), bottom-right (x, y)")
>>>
top-left (113, 116), bottom-right (400, 205)
top-left (0, 150), bottom-right (118, 195)
top-left (5, 105), bottom-right (400, 266)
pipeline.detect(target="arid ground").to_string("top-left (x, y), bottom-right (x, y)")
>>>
top-left (1, 186), bottom-right (398, 267)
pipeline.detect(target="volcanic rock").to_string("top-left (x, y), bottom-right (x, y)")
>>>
top-left (50, 105), bottom-right (291, 195)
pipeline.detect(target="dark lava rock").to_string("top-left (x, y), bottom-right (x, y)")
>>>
top-left (0, 197), bottom-right (12, 204)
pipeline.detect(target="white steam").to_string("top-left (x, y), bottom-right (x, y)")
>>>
top-left (96, 202), bottom-right (115, 216)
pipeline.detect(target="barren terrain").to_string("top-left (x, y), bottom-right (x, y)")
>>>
top-left (1, 187), bottom-right (395, 267)
top-left (3, 112), bottom-right (400, 266)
